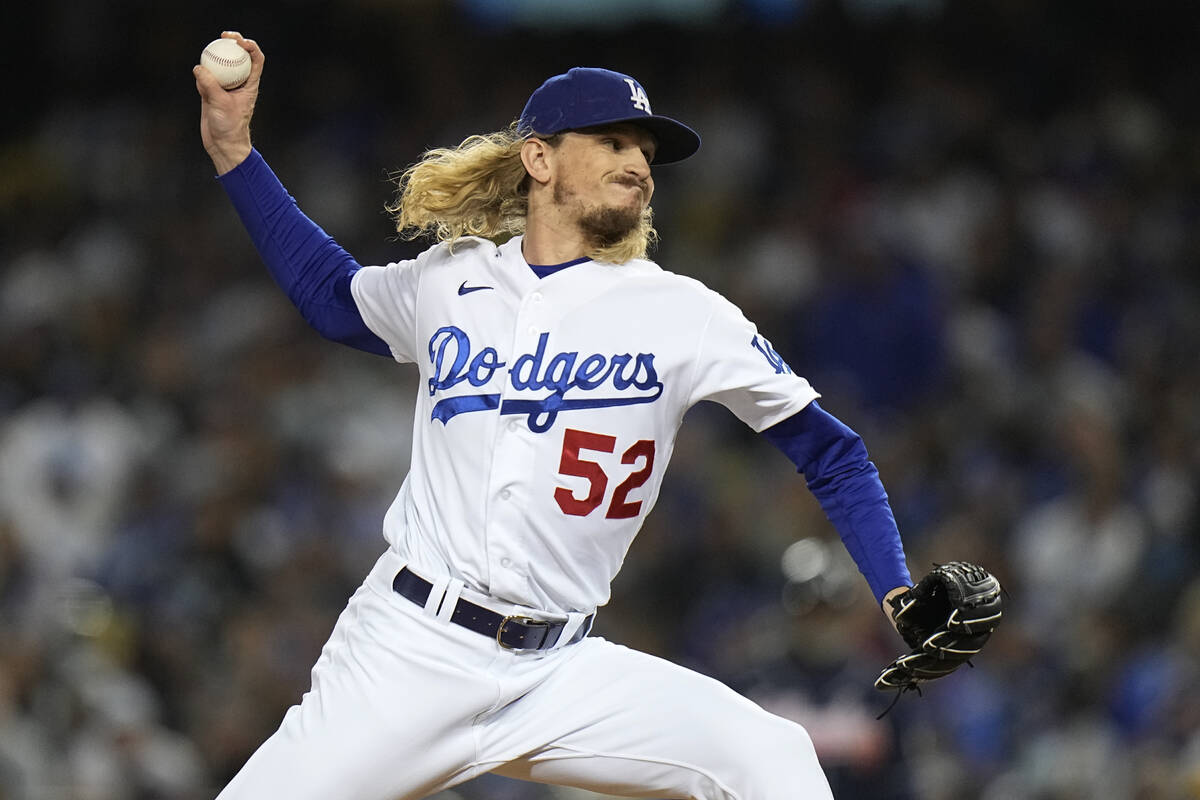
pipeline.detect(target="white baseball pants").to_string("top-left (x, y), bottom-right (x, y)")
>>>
top-left (216, 549), bottom-right (833, 800)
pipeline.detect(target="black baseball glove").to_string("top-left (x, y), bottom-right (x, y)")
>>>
top-left (875, 561), bottom-right (1003, 696)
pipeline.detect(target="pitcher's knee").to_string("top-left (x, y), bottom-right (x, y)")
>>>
top-left (720, 719), bottom-right (832, 799)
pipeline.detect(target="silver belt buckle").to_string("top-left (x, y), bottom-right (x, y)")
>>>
top-left (496, 615), bottom-right (549, 650)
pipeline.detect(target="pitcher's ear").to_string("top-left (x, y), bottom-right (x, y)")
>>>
top-left (521, 137), bottom-right (554, 186)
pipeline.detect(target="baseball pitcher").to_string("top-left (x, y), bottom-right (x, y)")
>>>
top-left (193, 32), bottom-right (1000, 800)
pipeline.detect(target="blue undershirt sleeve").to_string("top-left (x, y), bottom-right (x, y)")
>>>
top-left (761, 401), bottom-right (912, 605)
top-left (217, 148), bottom-right (390, 357)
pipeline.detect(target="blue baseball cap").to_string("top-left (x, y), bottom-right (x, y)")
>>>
top-left (518, 67), bottom-right (701, 165)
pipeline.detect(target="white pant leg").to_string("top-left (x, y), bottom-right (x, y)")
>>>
top-left (217, 555), bottom-right (506, 800)
top-left (485, 638), bottom-right (833, 800)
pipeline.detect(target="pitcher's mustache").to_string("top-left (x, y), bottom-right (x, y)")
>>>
top-left (611, 176), bottom-right (649, 192)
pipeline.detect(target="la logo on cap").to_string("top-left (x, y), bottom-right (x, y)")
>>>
top-left (518, 66), bottom-right (701, 164)
top-left (623, 79), bottom-right (652, 114)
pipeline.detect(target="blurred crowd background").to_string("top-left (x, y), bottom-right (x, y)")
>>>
top-left (3, 0), bottom-right (1200, 797)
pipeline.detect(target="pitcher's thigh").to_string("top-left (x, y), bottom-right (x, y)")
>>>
top-left (490, 639), bottom-right (832, 800)
top-left (217, 587), bottom-right (488, 800)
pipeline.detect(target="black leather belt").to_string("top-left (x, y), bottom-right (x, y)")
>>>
top-left (392, 567), bottom-right (593, 651)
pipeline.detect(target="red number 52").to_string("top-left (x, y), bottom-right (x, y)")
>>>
top-left (554, 428), bottom-right (656, 519)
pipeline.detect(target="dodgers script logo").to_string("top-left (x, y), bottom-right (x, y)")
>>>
top-left (427, 326), bottom-right (664, 433)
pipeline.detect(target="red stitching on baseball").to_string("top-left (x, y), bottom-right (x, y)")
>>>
top-left (204, 49), bottom-right (248, 67)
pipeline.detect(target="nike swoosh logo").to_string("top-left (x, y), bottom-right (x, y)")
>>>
top-left (457, 281), bottom-right (494, 296)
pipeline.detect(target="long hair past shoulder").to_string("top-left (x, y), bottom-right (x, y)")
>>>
top-left (387, 124), bottom-right (530, 245)
top-left (387, 124), bottom-right (656, 264)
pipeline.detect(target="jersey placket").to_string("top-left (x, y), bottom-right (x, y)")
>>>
top-left (484, 284), bottom-right (552, 602)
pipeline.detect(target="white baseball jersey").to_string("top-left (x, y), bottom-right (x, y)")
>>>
top-left (351, 234), bottom-right (819, 615)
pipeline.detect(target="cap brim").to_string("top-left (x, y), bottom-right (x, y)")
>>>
top-left (613, 115), bottom-right (701, 165)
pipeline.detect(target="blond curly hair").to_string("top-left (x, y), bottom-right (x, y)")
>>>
top-left (387, 124), bottom-right (656, 264)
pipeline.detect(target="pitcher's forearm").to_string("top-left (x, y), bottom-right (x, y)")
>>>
top-left (207, 140), bottom-right (252, 176)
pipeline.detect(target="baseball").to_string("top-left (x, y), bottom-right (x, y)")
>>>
top-left (200, 38), bottom-right (251, 90)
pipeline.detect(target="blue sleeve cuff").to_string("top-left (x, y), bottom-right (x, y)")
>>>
top-left (762, 402), bottom-right (912, 604)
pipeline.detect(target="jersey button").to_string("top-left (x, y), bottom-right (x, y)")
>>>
top-left (500, 489), bottom-right (511, 500)
top-left (527, 326), bottom-right (538, 336)
top-left (531, 292), bottom-right (543, 303)
top-left (507, 421), bottom-right (519, 432)
top-left (501, 557), bottom-right (512, 567)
